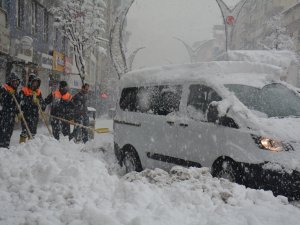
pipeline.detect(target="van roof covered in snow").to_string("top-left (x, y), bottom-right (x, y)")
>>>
top-left (121, 61), bottom-right (282, 88)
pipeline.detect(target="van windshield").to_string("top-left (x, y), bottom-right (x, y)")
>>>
top-left (225, 83), bottom-right (300, 118)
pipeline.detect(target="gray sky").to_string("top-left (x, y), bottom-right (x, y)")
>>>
top-left (126, 0), bottom-right (240, 69)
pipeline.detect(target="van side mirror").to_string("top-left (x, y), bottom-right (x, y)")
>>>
top-left (207, 103), bottom-right (239, 129)
top-left (218, 116), bottom-right (239, 129)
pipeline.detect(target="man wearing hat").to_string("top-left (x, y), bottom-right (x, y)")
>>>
top-left (0, 73), bottom-right (21, 148)
top-left (19, 73), bottom-right (46, 143)
top-left (45, 81), bottom-right (73, 140)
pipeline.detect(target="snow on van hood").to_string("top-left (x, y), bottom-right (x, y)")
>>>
top-left (255, 117), bottom-right (300, 142)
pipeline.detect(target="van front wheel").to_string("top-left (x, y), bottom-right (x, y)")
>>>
top-left (212, 158), bottom-right (242, 184)
top-left (122, 150), bottom-right (143, 173)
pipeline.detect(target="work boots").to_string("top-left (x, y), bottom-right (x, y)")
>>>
top-left (19, 135), bottom-right (27, 144)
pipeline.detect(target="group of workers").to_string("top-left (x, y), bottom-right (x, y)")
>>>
top-left (0, 72), bottom-right (90, 149)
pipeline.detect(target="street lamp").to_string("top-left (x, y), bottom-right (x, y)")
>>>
top-left (215, 0), bottom-right (248, 51)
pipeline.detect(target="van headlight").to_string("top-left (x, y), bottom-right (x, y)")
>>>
top-left (252, 135), bottom-right (294, 152)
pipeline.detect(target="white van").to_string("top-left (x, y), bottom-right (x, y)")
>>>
top-left (114, 61), bottom-right (300, 200)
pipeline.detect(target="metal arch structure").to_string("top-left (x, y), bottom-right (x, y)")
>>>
top-left (127, 47), bottom-right (146, 71)
top-left (174, 37), bottom-right (215, 63)
top-left (109, 0), bottom-right (135, 79)
top-left (110, 0), bottom-right (249, 77)
top-left (215, 0), bottom-right (248, 51)
top-left (173, 37), bottom-right (210, 63)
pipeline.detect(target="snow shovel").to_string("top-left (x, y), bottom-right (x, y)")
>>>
top-left (11, 94), bottom-right (33, 140)
top-left (34, 97), bottom-right (53, 137)
top-left (47, 114), bottom-right (110, 134)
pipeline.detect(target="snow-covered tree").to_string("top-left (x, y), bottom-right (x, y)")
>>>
top-left (261, 15), bottom-right (295, 51)
top-left (51, 0), bottom-right (107, 84)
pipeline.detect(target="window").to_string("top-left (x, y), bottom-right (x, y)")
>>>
top-left (16, 0), bottom-right (24, 28)
top-left (120, 87), bottom-right (139, 112)
top-left (187, 84), bottom-right (222, 121)
top-left (0, 0), bottom-right (3, 8)
top-left (43, 9), bottom-right (48, 41)
top-left (31, 1), bottom-right (37, 34)
top-left (120, 85), bottom-right (182, 116)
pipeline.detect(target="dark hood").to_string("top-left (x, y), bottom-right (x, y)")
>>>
top-left (7, 72), bottom-right (20, 86)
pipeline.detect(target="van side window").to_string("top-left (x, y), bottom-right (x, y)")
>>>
top-left (154, 85), bottom-right (182, 116)
top-left (187, 84), bottom-right (222, 121)
top-left (120, 87), bottom-right (138, 111)
top-left (120, 85), bottom-right (182, 116)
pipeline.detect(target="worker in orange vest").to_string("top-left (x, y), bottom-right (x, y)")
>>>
top-left (0, 73), bottom-right (21, 148)
top-left (19, 73), bottom-right (46, 143)
top-left (45, 81), bottom-right (73, 140)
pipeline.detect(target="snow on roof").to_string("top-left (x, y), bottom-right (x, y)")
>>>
top-left (218, 50), bottom-right (298, 69)
top-left (121, 61), bottom-right (282, 88)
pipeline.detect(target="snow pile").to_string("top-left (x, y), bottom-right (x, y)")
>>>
top-left (0, 136), bottom-right (300, 225)
top-left (216, 50), bottom-right (299, 86)
top-left (224, 50), bottom-right (298, 69)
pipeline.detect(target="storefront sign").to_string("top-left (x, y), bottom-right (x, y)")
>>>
top-left (16, 36), bottom-right (33, 62)
top-left (41, 53), bottom-right (53, 70)
top-left (53, 51), bottom-right (65, 72)
top-left (68, 74), bottom-right (81, 89)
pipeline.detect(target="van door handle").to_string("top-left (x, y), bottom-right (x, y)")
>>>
top-left (180, 123), bottom-right (188, 127)
top-left (166, 121), bottom-right (175, 126)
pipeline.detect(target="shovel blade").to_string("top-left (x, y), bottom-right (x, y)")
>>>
top-left (94, 128), bottom-right (110, 133)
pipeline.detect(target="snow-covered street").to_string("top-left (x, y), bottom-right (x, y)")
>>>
top-left (0, 119), bottom-right (299, 225)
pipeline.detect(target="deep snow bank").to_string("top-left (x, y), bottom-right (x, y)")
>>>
top-left (0, 136), bottom-right (299, 225)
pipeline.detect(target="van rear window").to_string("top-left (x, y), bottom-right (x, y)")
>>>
top-left (120, 85), bottom-right (182, 116)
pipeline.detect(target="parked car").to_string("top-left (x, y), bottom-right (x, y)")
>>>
top-left (114, 61), bottom-right (300, 200)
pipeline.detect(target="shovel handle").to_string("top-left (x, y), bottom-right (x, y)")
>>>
top-left (11, 94), bottom-right (33, 139)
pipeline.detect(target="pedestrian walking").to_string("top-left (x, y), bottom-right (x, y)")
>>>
top-left (45, 81), bottom-right (73, 140)
top-left (0, 73), bottom-right (21, 148)
top-left (19, 73), bottom-right (46, 143)
top-left (70, 83), bottom-right (90, 143)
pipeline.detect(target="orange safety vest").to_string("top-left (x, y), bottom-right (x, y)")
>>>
top-left (2, 84), bottom-right (14, 92)
top-left (52, 90), bottom-right (72, 101)
top-left (22, 87), bottom-right (41, 96)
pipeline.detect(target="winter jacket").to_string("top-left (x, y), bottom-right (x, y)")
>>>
top-left (19, 87), bottom-right (46, 118)
top-left (72, 91), bottom-right (89, 117)
top-left (45, 90), bottom-right (73, 119)
top-left (0, 84), bottom-right (20, 114)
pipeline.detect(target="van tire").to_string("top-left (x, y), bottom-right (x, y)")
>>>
top-left (212, 158), bottom-right (243, 184)
top-left (122, 149), bottom-right (143, 173)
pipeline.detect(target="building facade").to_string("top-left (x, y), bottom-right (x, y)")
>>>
top-left (231, 0), bottom-right (300, 50)
top-left (0, 0), bottom-right (71, 96)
